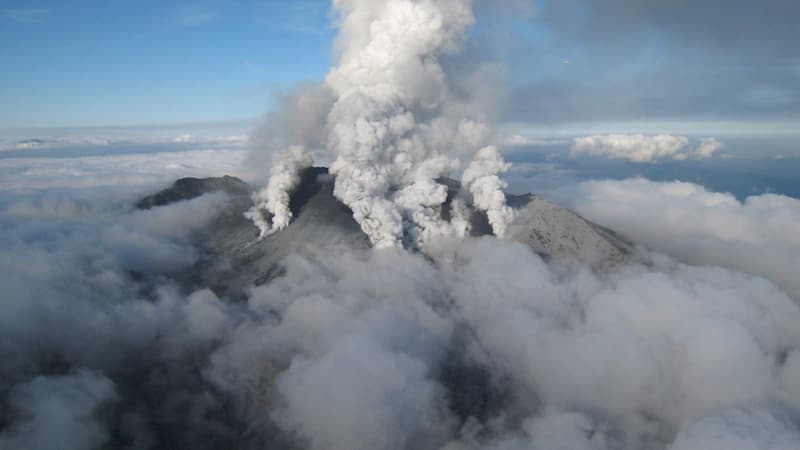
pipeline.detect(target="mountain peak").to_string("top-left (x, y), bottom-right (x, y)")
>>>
top-left (139, 169), bottom-right (633, 298)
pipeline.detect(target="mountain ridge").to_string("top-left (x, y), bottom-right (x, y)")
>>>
top-left (140, 168), bottom-right (634, 299)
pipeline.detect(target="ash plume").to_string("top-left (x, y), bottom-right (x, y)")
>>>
top-left (249, 0), bottom-right (513, 248)
top-left (246, 146), bottom-right (313, 238)
top-left (461, 146), bottom-right (514, 237)
top-left (3, 154), bottom-right (800, 449)
top-left (4, 1), bottom-right (800, 449)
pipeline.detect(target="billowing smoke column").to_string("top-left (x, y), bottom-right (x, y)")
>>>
top-left (246, 146), bottom-right (313, 238)
top-left (249, 0), bottom-right (513, 248)
top-left (461, 146), bottom-right (514, 237)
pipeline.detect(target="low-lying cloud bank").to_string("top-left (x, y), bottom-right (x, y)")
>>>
top-left (547, 177), bottom-right (800, 300)
top-left (1, 168), bottom-right (800, 449)
top-left (0, 134), bottom-right (247, 153)
top-left (0, 148), bottom-right (247, 191)
top-left (571, 134), bottom-right (724, 163)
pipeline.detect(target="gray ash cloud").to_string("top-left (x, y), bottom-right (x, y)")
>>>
top-left (1, 169), bottom-right (800, 449)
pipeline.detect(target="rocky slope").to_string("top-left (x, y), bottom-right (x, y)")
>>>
top-left (141, 168), bottom-right (633, 298)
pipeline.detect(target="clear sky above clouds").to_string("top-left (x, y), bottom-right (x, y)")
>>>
top-left (1, 0), bottom-right (798, 132)
top-left (0, 0), bottom-right (333, 128)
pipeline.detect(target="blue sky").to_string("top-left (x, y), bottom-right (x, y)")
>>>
top-left (1, 0), bottom-right (333, 128)
top-left (1, 0), bottom-right (798, 133)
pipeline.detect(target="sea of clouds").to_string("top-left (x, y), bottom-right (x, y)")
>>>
top-left (1, 132), bottom-right (800, 449)
top-left (3, 0), bottom-right (799, 447)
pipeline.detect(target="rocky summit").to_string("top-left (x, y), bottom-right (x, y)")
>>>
top-left (140, 168), bottom-right (634, 299)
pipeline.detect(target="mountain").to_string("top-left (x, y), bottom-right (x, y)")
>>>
top-left (141, 168), bottom-right (633, 298)
top-left (137, 175), bottom-right (250, 209)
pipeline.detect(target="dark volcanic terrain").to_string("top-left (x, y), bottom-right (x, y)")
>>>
top-left (140, 168), bottom-right (634, 299)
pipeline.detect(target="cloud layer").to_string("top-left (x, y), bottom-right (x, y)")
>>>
top-left (504, 0), bottom-right (800, 125)
top-left (248, 0), bottom-right (515, 248)
top-left (547, 177), bottom-right (800, 300)
top-left (2, 0), bottom-right (800, 446)
top-left (2, 147), bottom-right (800, 448)
top-left (570, 134), bottom-right (723, 163)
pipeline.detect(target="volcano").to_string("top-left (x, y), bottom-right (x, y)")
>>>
top-left (139, 168), bottom-right (633, 299)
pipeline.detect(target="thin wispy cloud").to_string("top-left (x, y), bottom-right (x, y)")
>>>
top-left (253, 0), bottom-right (328, 35)
top-left (279, 23), bottom-right (326, 36)
top-left (570, 134), bottom-right (725, 163)
top-left (257, 0), bottom-right (327, 13)
top-left (178, 11), bottom-right (219, 26)
top-left (2, 8), bottom-right (50, 24)
top-left (288, 1), bottom-right (328, 14)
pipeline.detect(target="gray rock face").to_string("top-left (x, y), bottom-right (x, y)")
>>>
top-left (195, 168), bottom-right (370, 299)
top-left (136, 175), bottom-right (250, 209)
top-left (140, 168), bottom-right (632, 298)
top-left (506, 194), bottom-right (634, 270)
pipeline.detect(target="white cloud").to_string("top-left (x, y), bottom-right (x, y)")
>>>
top-left (546, 177), bottom-right (800, 299)
top-left (0, 137), bottom-right (111, 152)
top-left (694, 137), bottom-right (723, 158)
top-left (1, 138), bottom-right (799, 448)
top-left (2, 8), bottom-right (49, 24)
top-left (499, 134), bottom-right (570, 148)
top-left (0, 148), bottom-right (247, 191)
top-left (2, 184), bottom-right (800, 448)
top-left (669, 409), bottom-right (800, 450)
top-left (0, 133), bottom-right (246, 152)
top-left (199, 237), bottom-right (800, 449)
top-left (570, 134), bottom-right (723, 162)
